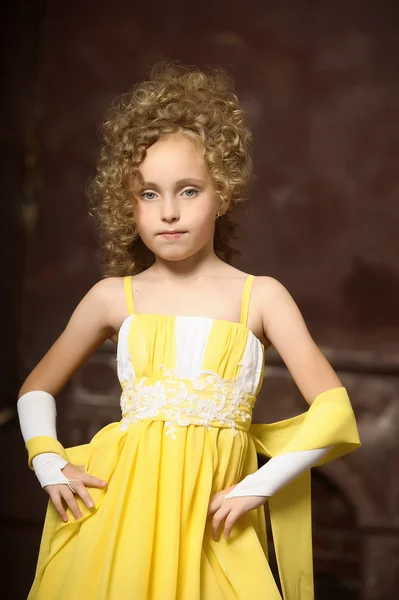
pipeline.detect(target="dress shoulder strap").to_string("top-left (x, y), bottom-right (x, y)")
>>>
top-left (123, 275), bottom-right (136, 314)
top-left (239, 274), bottom-right (255, 327)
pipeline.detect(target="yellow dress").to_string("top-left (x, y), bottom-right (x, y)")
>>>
top-left (26, 274), bottom-right (361, 600)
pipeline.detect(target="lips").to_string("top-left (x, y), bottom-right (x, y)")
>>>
top-left (159, 231), bottom-right (187, 240)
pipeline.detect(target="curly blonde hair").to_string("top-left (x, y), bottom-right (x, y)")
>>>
top-left (87, 62), bottom-right (253, 276)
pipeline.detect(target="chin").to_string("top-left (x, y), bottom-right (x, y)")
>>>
top-left (158, 250), bottom-right (194, 262)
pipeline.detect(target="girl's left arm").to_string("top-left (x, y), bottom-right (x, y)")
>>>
top-left (209, 277), bottom-right (343, 540)
top-left (258, 276), bottom-right (342, 403)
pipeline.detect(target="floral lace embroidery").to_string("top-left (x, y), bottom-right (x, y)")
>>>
top-left (119, 365), bottom-right (255, 439)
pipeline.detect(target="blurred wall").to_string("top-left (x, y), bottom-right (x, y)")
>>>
top-left (1, 1), bottom-right (398, 598)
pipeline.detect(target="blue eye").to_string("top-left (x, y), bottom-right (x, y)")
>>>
top-left (183, 188), bottom-right (197, 197)
top-left (142, 192), bottom-right (157, 200)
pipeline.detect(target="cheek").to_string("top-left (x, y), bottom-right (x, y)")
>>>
top-left (197, 202), bottom-right (217, 226)
top-left (190, 212), bottom-right (216, 241)
top-left (134, 203), bottom-right (152, 228)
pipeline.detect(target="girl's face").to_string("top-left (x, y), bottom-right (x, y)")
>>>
top-left (132, 132), bottom-right (218, 263)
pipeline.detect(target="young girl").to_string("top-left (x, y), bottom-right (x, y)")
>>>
top-left (17, 63), bottom-right (360, 600)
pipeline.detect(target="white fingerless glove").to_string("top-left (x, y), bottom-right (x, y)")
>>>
top-left (224, 446), bottom-right (332, 500)
top-left (17, 391), bottom-right (71, 489)
top-left (31, 452), bottom-right (69, 488)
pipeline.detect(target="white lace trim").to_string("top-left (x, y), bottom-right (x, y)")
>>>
top-left (119, 365), bottom-right (255, 439)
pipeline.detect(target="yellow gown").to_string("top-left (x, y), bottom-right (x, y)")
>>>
top-left (26, 275), bottom-right (361, 600)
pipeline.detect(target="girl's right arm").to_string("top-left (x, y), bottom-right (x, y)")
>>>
top-left (18, 277), bottom-right (118, 522)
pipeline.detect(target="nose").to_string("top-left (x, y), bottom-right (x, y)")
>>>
top-left (160, 196), bottom-right (180, 223)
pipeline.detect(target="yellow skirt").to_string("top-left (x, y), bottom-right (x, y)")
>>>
top-left (28, 420), bottom-right (282, 600)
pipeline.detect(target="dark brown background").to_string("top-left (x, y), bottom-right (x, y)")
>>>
top-left (1, 1), bottom-right (398, 598)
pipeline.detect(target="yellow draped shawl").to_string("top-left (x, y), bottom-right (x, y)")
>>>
top-left (249, 386), bottom-right (361, 599)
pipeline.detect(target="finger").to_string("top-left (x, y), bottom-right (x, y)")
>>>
top-left (81, 474), bottom-right (108, 488)
top-left (207, 497), bottom-right (221, 518)
top-left (72, 480), bottom-right (95, 509)
top-left (207, 493), bottom-right (227, 518)
top-left (223, 510), bottom-right (238, 540)
top-left (212, 505), bottom-right (230, 541)
top-left (60, 486), bottom-right (83, 521)
top-left (47, 488), bottom-right (68, 522)
top-left (61, 464), bottom-right (84, 473)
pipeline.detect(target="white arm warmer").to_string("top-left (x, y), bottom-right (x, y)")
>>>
top-left (224, 446), bottom-right (332, 500)
top-left (17, 391), bottom-right (70, 488)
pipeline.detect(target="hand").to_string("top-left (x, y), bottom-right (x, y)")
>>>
top-left (207, 484), bottom-right (268, 541)
top-left (44, 463), bottom-right (107, 523)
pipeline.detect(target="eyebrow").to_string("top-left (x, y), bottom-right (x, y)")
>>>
top-left (140, 178), bottom-right (206, 190)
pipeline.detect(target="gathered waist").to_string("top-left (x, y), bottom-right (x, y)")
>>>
top-left (119, 372), bottom-right (256, 438)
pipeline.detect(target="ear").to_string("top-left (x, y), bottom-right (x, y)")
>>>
top-left (214, 193), bottom-right (230, 218)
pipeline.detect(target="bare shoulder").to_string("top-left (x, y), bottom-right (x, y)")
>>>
top-left (252, 275), bottom-right (292, 304)
top-left (252, 275), bottom-right (301, 328)
top-left (62, 276), bottom-right (124, 332)
top-left (83, 276), bottom-right (120, 316)
top-left (91, 275), bottom-right (124, 295)
top-left (89, 276), bottom-right (128, 329)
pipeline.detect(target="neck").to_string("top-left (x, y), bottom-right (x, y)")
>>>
top-left (149, 246), bottom-right (224, 281)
